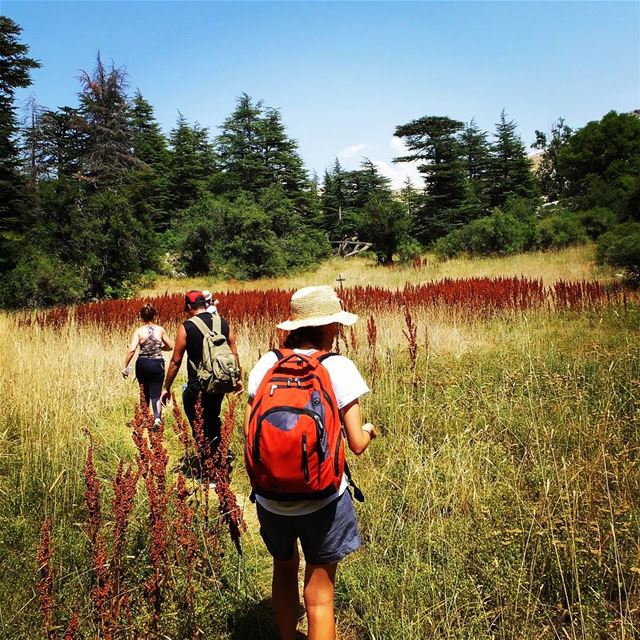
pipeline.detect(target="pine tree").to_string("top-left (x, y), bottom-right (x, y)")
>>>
top-left (128, 91), bottom-right (170, 231)
top-left (394, 115), bottom-right (467, 242)
top-left (167, 113), bottom-right (215, 212)
top-left (37, 107), bottom-right (86, 179)
top-left (0, 16), bottom-right (40, 274)
top-left (259, 107), bottom-right (309, 195)
top-left (216, 94), bottom-right (313, 200)
top-left (345, 158), bottom-right (391, 210)
top-left (532, 117), bottom-right (572, 202)
top-left (321, 158), bottom-right (348, 238)
top-left (216, 94), bottom-right (266, 194)
top-left (76, 54), bottom-right (138, 188)
top-left (399, 177), bottom-right (422, 221)
top-left (459, 118), bottom-right (491, 218)
top-left (488, 110), bottom-right (535, 207)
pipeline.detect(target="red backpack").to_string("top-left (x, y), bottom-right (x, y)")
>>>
top-left (245, 349), bottom-right (345, 501)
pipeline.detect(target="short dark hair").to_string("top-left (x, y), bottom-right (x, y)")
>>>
top-left (140, 303), bottom-right (157, 322)
top-left (284, 325), bottom-right (324, 349)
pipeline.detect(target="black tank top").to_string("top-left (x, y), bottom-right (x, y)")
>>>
top-left (183, 312), bottom-right (230, 390)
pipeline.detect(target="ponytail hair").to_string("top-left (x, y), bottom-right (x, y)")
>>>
top-left (140, 303), bottom-right (157, 322)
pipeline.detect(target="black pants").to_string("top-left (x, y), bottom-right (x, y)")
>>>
top-left (136, 357), bottom-right (165, 419)
top-left (182, 386), bottom-right (224, 457)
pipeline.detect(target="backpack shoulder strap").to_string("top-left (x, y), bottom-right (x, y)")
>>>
top-left (187, 314), bottom-right (212, 337)
top-left (210, 314), bottom-right (222, 336)
top-left (317, 352), bottom-right (338, 363)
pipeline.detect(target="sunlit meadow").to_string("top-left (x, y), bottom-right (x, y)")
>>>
top-left (1, 247), bottom-right (638, 639)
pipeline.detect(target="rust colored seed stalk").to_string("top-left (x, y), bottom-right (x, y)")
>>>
top-left (37, 516), bottom-right (54, 638)
top-left (83, 442), bottom-right (101, 546)
top-left (403, 305), bottom-right (418, 369)
top-left (63, 613), bottom-right (80, 640)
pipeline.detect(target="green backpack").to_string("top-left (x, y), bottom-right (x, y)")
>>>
top-left (187, 315), bottom-right (240, 394)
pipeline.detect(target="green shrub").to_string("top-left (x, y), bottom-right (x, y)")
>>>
top-left (1, 248), bottom-right (88, 308)
top-left (434, 208), bottom-right (532, 259)
top-left (434, 228), bottom-right (466, 259)
top-left (398, 238), bottom-right (423, 264)
top-left (578, 207), bottom-right (617, 239)
top-left (537, 207), bottom-right (587, 248)
top-left (597, 222), bottom-right (640, 283)
top-left (171, 192), bottom-right (330, 279)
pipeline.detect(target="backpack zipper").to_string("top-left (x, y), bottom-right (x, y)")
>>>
top-left (301, 434), bottom-right (310, 483)
top-left (253, 419), bottom-right (264, 464)
top-left (333, 433), bottom-right (341, 476)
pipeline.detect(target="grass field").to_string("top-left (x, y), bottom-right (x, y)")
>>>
top-left (142, 245), bottom-right (608, 296)
top-left (1, 247), bottom-right (638, 639)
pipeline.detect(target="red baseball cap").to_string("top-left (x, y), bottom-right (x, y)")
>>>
top-left (184, 290), bottom-right (206, 310)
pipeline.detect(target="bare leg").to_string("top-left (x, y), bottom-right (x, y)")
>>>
top-left (304, 562), bottom-right (338, 640)
top-left (272, 547), bottom-right (300, 640)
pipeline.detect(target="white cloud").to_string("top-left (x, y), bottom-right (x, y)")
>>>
top-left (338, 143), bottom-right (369, 160)
top-left (372, 160), bottom-right (423, 191)
top-left (389, 136), bottom-right (408, 154)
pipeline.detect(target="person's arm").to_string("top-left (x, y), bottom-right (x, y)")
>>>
top-left (160, 326), bottom-right (174, 351)
top-left (122, 329), bottom-right (140, 378)
top-left (160, 324), bottom-right (187, 404)
top-left (227, 324), bottom-right (244, 393)
top-left (243, 400), bottom-right (253, 438)
top-left (341, 399), bottom-right (378, 456)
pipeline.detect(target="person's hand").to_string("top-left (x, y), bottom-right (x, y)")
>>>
top-left (362, 423), bottom-right (378, 440)
top-left (121, 366), bottom-right (130, 379)
top-left (234, 379), bottom-right (244, 396)
top-left (160, 389), bottom-right (171, 406)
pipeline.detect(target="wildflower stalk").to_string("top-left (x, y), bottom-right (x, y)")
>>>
top-left (111, 460), bottom-right (139, 629)
top-left (36, 516), bottom-right (54, 638)
top-left (212, 397), bottom-right (246, 553)
top-left (367, 315), bottom-right (378, 384)
top-left (403, 305), bottom-right (418, 370)
top-left (63, 613), bottom-right (80, 640)
top-left (83, 441), bottom-right (101, 547)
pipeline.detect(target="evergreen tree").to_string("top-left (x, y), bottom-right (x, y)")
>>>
top-left (259, 107), bottom-right (309, 197)
top-left (216, 94), bottom-right (266, 194)
top-left (216, 94), bottom-right (313, 203)
top-left (0, 17), bottom-right (40, 275)
top-left (459, 118), bottom-right (491, 216)
top-left (557, 111), bottom-right (640, 220)
top-left (344, 158), bottom-right (391, 210)
top-left (321, 158), bottom-right (392, 240)
top-left (321, 158), bottom-right (348, 238)
top-left (394, 115), bottom-right (467, 242)
top-left (76, 54), bottom-right (138, 188)
top-left (167, 113), bottom-right (215, 212)
top-left (361, 196), bottom-right (410, 264)
top-left (21, 97), bottom-right (46, 188)
top-left (21, 102), bottom-right (86, 184)
top-left (37, 107), bottom-right (86, 179)
top-left (399, 177), bottom-right (422, 221)
top-left (129, 91), bottom-right (170, 231)
top-left (488, 110), bottom-right (535, 207)
top-left (532, 117), bottom-right (572, 202)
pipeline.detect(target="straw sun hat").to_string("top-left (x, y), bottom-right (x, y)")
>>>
top-left (277, 285), bottom-right (358, 331)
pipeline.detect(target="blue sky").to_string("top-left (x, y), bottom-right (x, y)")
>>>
top-left (3, 1), bottom-right (639, 187)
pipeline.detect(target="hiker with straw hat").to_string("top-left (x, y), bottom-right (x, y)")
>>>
top-left (244, 285), bottom-right (378, 640)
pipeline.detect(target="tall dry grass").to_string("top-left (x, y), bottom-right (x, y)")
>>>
top-left (141, 244), bottom-right (604, 297)
top-left (1, 272), bottom-right (638, 637)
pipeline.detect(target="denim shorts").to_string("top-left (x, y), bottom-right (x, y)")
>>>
top-left (256, 490), bottom-right (362, 565)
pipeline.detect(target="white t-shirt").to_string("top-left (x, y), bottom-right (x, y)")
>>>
top-left (247, 348), bottom-right (369, 516)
